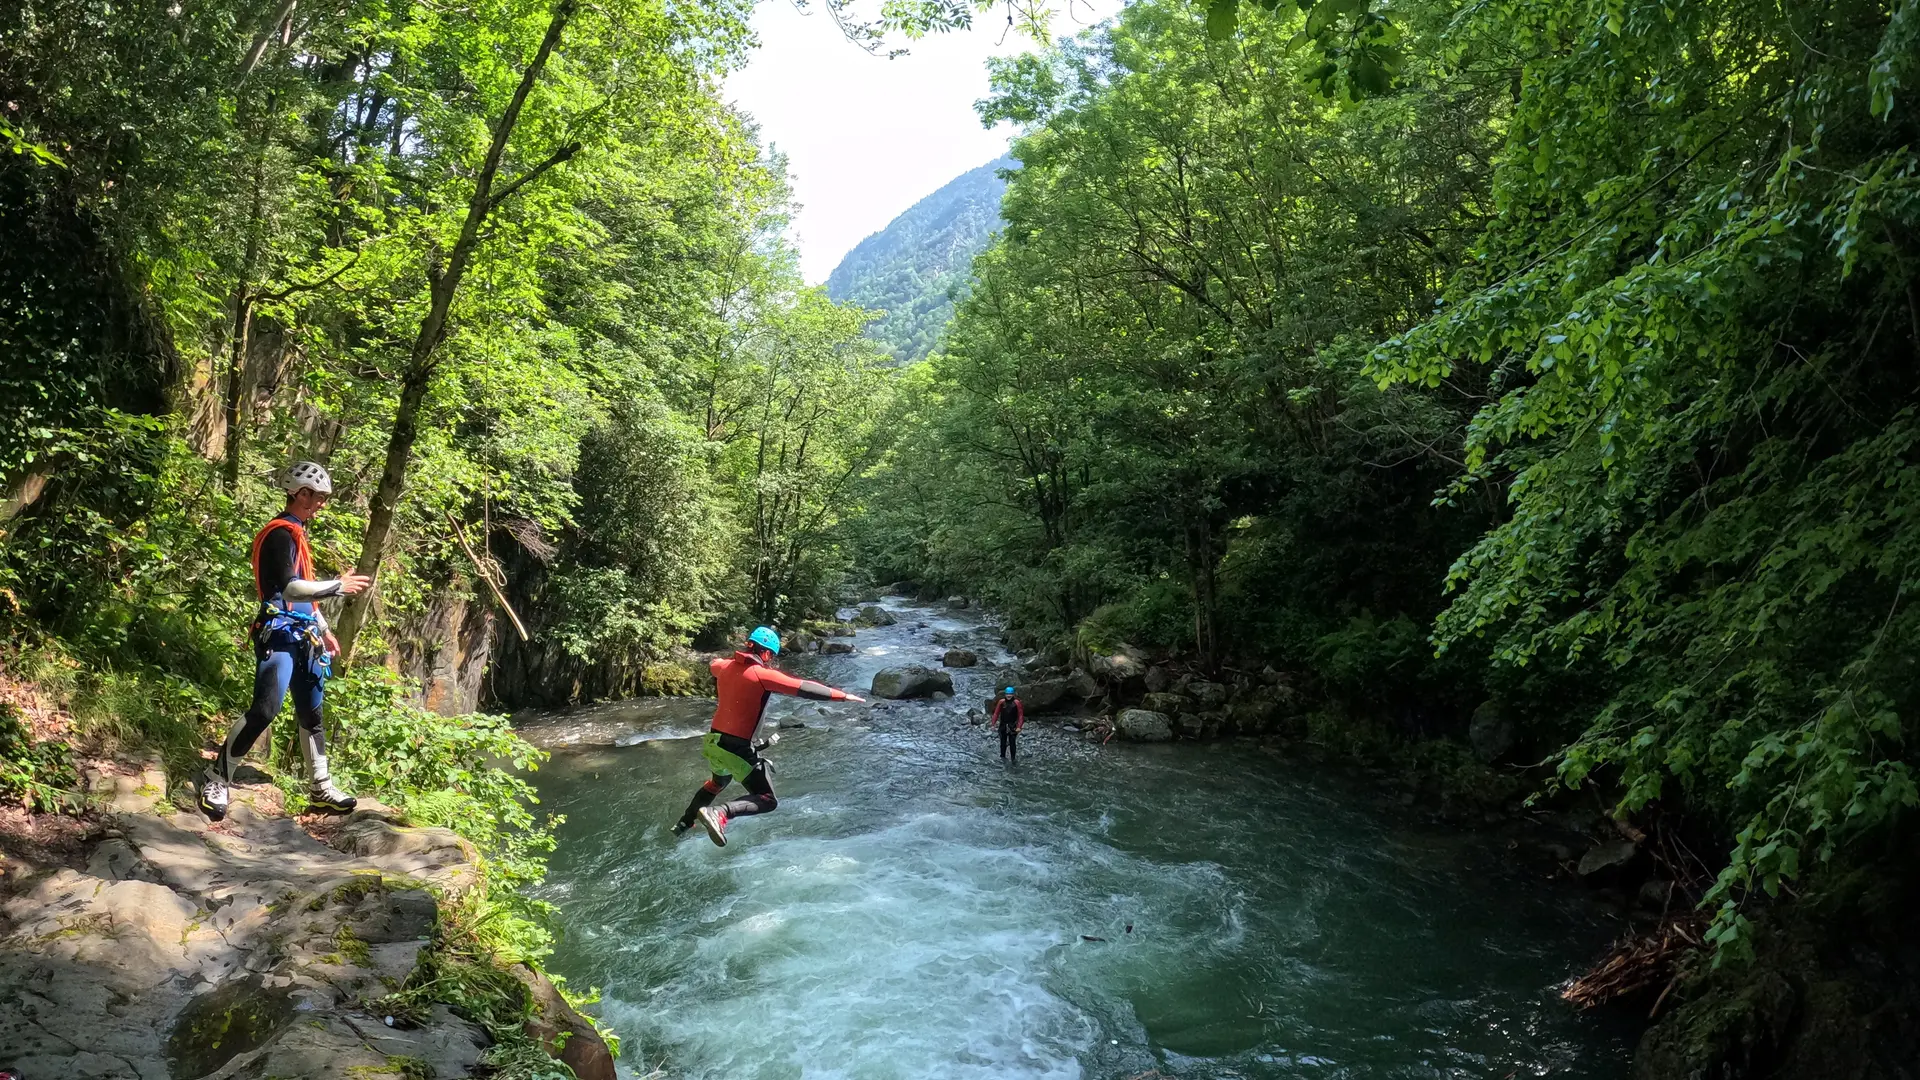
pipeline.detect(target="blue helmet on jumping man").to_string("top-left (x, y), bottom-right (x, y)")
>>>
top-left (748, 626), bottom-right (782, 655)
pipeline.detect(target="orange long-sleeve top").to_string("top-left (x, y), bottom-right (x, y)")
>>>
top-left (708, 651), bottom-right (851, 739)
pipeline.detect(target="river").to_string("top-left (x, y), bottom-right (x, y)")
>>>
top-left (519, 598), bottom-right (1636, 1079)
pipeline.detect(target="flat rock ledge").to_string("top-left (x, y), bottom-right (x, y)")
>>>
top-left (0, 795), bottom-right (506, 1080)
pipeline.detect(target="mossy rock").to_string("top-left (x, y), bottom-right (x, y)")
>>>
top-left (166, 975), bottom-right (298, 1079)
top-left (1634, 968), bottom-right (1797, 1079)
top-left (639, 658), bottom-right (713, 696)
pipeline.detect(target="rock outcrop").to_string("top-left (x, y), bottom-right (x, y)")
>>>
top-left (942, 649), bottom-right (979, 667)
top-left (0, 799), bottom-right (488, 1080)
top-left (0, 788), bottom-right (613, 1080)
top-left (872, 666), bottom-right (954, 699)
top-left (855, 605), bottom-right (898, 628)
top-left (1115, 709), bottom-right (1173, 742)
top-left (511, 964), bottom-right (616, 1080)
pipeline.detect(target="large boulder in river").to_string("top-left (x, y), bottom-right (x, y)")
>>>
top-left (872, 666), bottom-right (953, 699)
top-left (943, 649), bottom-right (979, 668)
top-left (1143, 665), bottom-right (1172, 694)
top-left (1088, 645), bottom-right (1148, 682)
top-left (1015, 673), bottom-right (1097, 714)
top-left (856, 605), bottom-right (898, 627)
top-left (1066, 670), bottom-right (1099, 699)
top-left (822, 641), bottom-right (854, 655)
top-left (1116, 709), bottom-right (1173, 742)
top-left (1186, 680), bottom-right (1231, 709)
top-left (1013, 678), bottom-right (1072, 712)
top-left (946, 595), bottom-right (971, 609)
top-left (1140, 692), bottom-right (1193, 715)
top-left (1228, 693), bottom-right (1283, 735)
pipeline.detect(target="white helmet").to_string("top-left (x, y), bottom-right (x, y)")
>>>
top-left (284, 460), bottom-right (333, 495)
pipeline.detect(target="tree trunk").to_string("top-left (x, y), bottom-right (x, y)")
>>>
top-left (332, 0), bottom-right (578, 666)
top-left (1186, 517), bottom-right (1220, 674)
top-left (222, 104), bottom-right (273, 490)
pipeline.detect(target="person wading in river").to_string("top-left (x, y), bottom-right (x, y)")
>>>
top-left (673, 626), bottom-right (866, 847)
top-left (199, 461), bottom-right (371, 821)
top-left (991, 685), bottom-right (1025, 765)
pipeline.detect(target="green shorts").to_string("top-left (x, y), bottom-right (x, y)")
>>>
top-left (701, 731), bottom-right (757, 780)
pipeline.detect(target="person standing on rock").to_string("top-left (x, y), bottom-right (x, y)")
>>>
top-left (991, 686), bottom-right (1025, 765)
top-left (673, 626), bottom-right (865, 847)
top-left (199, 461), bottom-right (371, 821)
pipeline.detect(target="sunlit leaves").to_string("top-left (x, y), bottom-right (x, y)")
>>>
top-left (1371, 0), bottom-right (1920, 958)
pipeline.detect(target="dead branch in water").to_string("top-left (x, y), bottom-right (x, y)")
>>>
top-left (1562, 915), bottom-right (1705, 1016)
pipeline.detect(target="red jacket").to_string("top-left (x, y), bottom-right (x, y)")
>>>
top-left (708, 651), bottom-right (849, 739)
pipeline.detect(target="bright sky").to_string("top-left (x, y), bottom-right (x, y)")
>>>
top-left (725, 1), bottom-right (1115, 283)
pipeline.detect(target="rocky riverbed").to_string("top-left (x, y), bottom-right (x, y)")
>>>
top-left (0, 760), bottom-right (606, 1080)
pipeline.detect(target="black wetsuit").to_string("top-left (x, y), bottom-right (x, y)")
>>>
top-left (992, 697), bottom-right (1024, 763)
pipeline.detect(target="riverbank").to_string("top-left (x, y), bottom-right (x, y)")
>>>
top-left (0, 755), bottom-right (611, 1079)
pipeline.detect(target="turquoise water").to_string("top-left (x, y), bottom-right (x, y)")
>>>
top-left (525, 602), bottom-right (1635, 1079)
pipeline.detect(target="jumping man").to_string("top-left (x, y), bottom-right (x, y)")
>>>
top-left (199, 461), bottom-right (371, 821)
top-left (673, 627), bottom-right (865, 846)
top-left (991, 685), bottom-right (1025, 764)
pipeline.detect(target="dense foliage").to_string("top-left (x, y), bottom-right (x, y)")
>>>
top-left (825, 154), bottom-right (1011, 361)
top-left (0, 0), bottom-right (897, 697)
top-left (859, 0), bottom-right (1501, 718)
top-left (856, 0), bottom-right (1920, 961)
top-left (1365, 0), bottom-right (1920, 959)
top-left (0, 0), bottom-right (902, 1019)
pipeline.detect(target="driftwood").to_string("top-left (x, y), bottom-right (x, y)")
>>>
top-left (1561, 915), bottom-right (1705, 1017)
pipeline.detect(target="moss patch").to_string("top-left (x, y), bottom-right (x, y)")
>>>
top-left (164, 974), bottom-right (297, 1080)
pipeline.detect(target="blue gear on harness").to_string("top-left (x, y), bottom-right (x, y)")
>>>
top-left (253, 604), bottom-right (331, 682)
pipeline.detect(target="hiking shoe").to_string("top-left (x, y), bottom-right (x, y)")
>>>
top-left (697, 805), bottom-right (729, 847)
top-left (198, 768), bottom-right (229, 822)
top-left (308, 781), bottom-right (358, 814)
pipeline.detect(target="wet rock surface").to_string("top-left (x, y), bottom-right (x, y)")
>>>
top-left (871, 666), bottom-right (954, 699)
top-left (1116, 709), bottom-right (1173, 742)
top-left (855, 605), bottom-right (898, 627)
top-left (0, 796), bottom-right (488, 1080)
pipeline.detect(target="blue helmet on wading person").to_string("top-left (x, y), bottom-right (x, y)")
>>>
top-left (748, 626), bottom-right (781, 655)
top-left (1005, 686), bottom-right (1016, 695)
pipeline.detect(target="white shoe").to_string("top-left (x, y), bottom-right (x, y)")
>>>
top-left (199, 768), bottom-right (230, 821)
top-left (697, 806), bottom-right (729, 847)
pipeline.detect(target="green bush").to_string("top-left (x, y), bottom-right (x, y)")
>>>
top-left (0, 702), bottom-right (78, 812)
top-left (323, 669), bottom-right (561, 964)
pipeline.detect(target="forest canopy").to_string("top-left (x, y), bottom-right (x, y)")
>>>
top-left (851, 0), bottom-right (1920, 959)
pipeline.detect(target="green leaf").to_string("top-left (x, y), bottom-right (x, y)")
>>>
top-left (1206, 0), bottom-right (1239, 39)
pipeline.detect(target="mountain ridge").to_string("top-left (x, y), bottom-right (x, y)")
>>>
top-left (825, 154), bottom-right (1013, 362)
